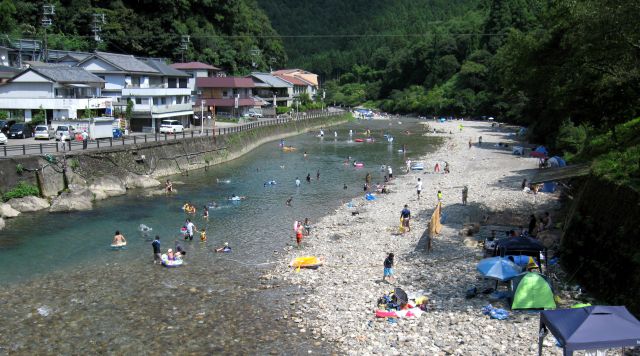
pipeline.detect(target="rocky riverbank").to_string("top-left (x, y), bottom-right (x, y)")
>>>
top-left (268, 120), bottom-right (578, 355)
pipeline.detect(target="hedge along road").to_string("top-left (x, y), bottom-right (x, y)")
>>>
top-left (0, 111), bottom-right (342, 158)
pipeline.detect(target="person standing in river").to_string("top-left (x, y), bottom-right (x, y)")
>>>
top-left (316, 170), bottom-right (320, 180)
top-left (306, 173), bottom-right (311, 183)
top-left (295, 177), bottom-right (301, 187)
top-left (152, 235), bottom-right (161, 264)
top-left (365, 172), bottom-right (372, 186)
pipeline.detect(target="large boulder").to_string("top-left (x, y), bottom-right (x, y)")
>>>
top-left (122, 173), bottom-right (161, 189)
top-left (89, 176), bottom-right (126, 197)
top-left (0, 203), bottom-right (21, 218)
top-left (0, 218), bottom-right (4, 231)
top-left (49, 189), bottom-right (93, 212)
top-left (6, 196), bottom-right (50, 212)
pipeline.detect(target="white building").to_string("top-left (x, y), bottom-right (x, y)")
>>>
top-left (76, 52), bottom-right (193, 132)
top-left (0, 65), bottom-right (111, 121)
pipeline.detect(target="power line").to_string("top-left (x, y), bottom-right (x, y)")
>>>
top-left (2, 32), bottom-right (508, 41)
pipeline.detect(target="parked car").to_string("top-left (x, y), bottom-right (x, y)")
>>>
top-left (0, 132), bottom-right (7, 145)
top-left (0, 120), bottom-right (17, 134)
top-left (8, 123), bottom-right (35, 139)
top-left (159, 120), bottom-right (184, 134)
top-left (34, 125), bottom-right (54, 140)
top-left (55, 125), bottom-right (76, 141)
top-left (248, 109), bottom-right (263, 118)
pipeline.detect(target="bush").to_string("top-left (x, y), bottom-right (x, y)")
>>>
top-left (276, 107), bottom-right (291, 115)
top-left (3, 182), bottom-right (40, 201)
top-left (556, 120), bottom-right (590, 158)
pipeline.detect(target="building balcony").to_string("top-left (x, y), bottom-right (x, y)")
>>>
top-left (0, 97), bottom-right (112, 110)
top-left (122, 87), bottom-right (192, 97)
top-left (132, 103), bottom-right (193, 114)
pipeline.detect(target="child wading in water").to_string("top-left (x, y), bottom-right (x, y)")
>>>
top-left (383, 253), bottom-right (395, 283)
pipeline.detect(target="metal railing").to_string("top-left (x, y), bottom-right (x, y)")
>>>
top-left (0, 110), bottom-right (344, 158)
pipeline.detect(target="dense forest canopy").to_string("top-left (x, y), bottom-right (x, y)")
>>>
top-left (0, 0), bottom-right (286, 74)
top-left (1, 0), bottom-right (639, 147)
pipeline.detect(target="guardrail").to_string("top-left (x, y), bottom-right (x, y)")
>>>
top-left (0, 110), bottom-right (344, 158)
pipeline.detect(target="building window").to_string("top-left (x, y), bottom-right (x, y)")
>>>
top-left (222, 90), bottom-right (228, 97)
top-left (135, 98), bottom-right (142, 104)
top-left (153, 97), bottom-right (159, 105)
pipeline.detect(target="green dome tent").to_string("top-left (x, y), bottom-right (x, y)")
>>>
top-left (510, 272), bottom-right (556, 310)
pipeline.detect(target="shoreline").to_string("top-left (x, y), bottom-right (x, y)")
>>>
top-left (271, 120), bottom-right (571, 355)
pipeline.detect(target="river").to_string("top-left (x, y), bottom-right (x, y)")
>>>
top-left (0, 118), bottom-right (441, 354)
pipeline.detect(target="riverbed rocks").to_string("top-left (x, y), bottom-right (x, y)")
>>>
top-left (89, 176), bottom-right (126, 197)
top-left (273, 120), bottom-right (566, 355)
top-left (0, 218), bottom-right (4, 231)
top-left (122, 173), bottom-right (161, 189)
top-left (49, 189), bottom-right (93, 212)
top-left (0, 203), bottom-right (21, 218)
top-left (6, 196), bottom-right (50, 212)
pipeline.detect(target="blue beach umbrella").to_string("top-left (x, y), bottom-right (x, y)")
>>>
top-left (477, 256), bottom-right (522, 282)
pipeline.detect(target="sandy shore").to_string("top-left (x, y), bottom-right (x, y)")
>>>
top-left (268, 120), bottom-right (573, 355)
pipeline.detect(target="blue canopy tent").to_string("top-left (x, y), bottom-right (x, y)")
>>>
top-left (538, 306), bottom-right (640, 356)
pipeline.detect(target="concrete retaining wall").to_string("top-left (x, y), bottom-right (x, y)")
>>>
top-left (0, 114), bottom-right (351, 198)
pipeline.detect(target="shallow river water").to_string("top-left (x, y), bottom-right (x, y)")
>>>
top-left (0, 118), bottom-right (440, 354)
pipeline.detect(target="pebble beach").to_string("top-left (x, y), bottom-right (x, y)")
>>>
top-left (268, 120), bottom-right (573, 355)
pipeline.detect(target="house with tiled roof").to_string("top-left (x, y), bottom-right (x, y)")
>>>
top-left (273, 73), bottom-right (318, 100)
top-left (0, 65), bottom-right (111, 121)
top-left (170, 61), bottom-right (223, 103)
top-left (271, 69), bottom-right (319, 99)
top-left (195, 76), bottom-right (260, 117)
top-left (77, 52), bottom-right (193, 132)
top-left (248, 72), bottom-right (294, 107)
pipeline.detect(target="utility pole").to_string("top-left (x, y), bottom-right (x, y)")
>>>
top-left (92, 13), bottom-right (106, 46)
top-left (180, 35), bottom-right (190, 63)
top-left (41, 4), bottom-right (55, 62)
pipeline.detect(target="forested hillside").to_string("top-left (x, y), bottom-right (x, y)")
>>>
top-left (260, 0), bottom-right (639, 145)
top-left (0, 0), bottom-right (286, 74)
top-left (258, 0), bottom-right (482, 80)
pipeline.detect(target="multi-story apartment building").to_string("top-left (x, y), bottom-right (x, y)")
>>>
top-left (76, 52), bottom-right (192, 132)
top-left (0, 64), bottom-right (111, 122)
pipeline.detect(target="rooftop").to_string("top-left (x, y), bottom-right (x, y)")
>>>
top-left (15, 66), bottom-right (105, 84)
top-left (249, 72), bottom-right (293, 88)
top-left (89, 51), bottom-right (158, 73)
top-left (170, 61), bottom-right (221, 71)
top-left (144, 59), bottom-right (190, 77)
top-left (196, 77), bottom-right (254, 88)
top-left (273, 74), bottom-right (311, 86)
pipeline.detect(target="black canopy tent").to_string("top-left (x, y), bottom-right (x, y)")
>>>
top-left (493, 237), bottom-right (548, 273)
top-left (538, 306), bottom-right (640, 356)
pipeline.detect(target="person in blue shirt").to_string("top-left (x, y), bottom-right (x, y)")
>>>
top-left (400, 205), bottom-right (411, 232)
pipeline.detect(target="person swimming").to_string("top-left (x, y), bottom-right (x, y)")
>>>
top-left (215, 242), bottom-right (232, 253)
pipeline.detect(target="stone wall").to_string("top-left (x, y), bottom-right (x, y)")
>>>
top-left (0, 114), bottom-right (351, 199)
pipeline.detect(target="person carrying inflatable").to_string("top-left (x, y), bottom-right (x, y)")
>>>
top-left (182, 202), bottom-right (196, 214)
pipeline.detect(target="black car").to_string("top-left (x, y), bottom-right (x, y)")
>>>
top-left (0, 120), bottom-right (16, 133)
top-left (8, 123), bottom-right (35, 139)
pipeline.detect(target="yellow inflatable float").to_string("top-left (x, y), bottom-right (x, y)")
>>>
top-left (282, 146), bottom-right (297, 152)
top-left (290, 256), bottom-right (323, 269)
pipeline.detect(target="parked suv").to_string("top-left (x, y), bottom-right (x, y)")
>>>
top-left (159, 120), bottom-right (184, 134)
top-left (8, 123), bottom-right (35, 139)
top-left (55, 125), bottom-right (76, 141)
top-left (0, 120), bottom-right (17, 134)
top-left (34, 125), bottom-right (54, 140)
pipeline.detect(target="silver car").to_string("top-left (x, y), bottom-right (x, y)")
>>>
top-left (34, 125), bottom-right (54, 140)
top-left (55, 125), bottom-right (75, 141)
